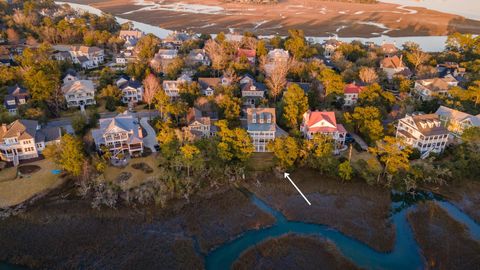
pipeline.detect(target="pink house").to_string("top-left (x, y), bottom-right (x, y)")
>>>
top-left (343, 83), bottom-right (364, 106)
top-left (301, 111), bottom-right (347, 146)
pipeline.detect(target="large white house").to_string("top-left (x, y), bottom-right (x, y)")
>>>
top-left (264, 49), bottom-right (289, 76)
top-left (62, 80), bottom-right (96, 109)
top-left (246, 108), bottom-right (276, 152)
top-left (301, 111), bottom-right (347, 148)
top-left (0, 120), bottom-right (61, 166)
top-left (435, 106), bottom-right (480, 137)
top-left (91, 112), bottom-right (144, 157)
top-left (413, 77), bottom-right (459, 101)
top-left (116, 77), bottom-right (144, 105)
top-left (396, 113), bottom-right (449, 157)
top-left (343, 83), bottom-right (364, 106)
top-left (69, 46), bottom-right (104, 69)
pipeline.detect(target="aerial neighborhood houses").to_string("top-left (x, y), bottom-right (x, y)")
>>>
top-left (343, 83), bottom-right (364, 106)
top-left (62, 79), bottom-right (96, 109)
top-left (4, 84), bottom-right (28, 115)
top-left (396, 113), bottom-right (449, 157)
top-left (0, 120), bottom-right (61, 165)
top-left (413, 77), bottom-right (459, 101)
top-left (435, 106), bottom-right (480, 137)
top-left (92, 111), bottom-right (144, 158)
top-left (246, 108), bottom-right (276, 152)
top-left (241, 80), bottom-right (267, 106)
top-left (301, 110), bottom-right (347, 150)
top-left (264, 48), bottom-right (289, 75)
top-left (380, 55), bottom-right (411, 80)
top-left (187, 49), bottom-right (210, 66)
top-left (69, 45), bottom-right (105, 69)
top-left (162, 74), bottom-right (192, 99)
top-left (116, 76), bottom-right (144, 105)
top-left (322, 38), bottom-right (342, 59)
top-left (186, 107), bottom-right (215, 139)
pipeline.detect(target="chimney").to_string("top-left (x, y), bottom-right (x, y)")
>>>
top-left (138, 125), bottom-right (143, 139)
top-left (1, 124), bottom-right (6, 133)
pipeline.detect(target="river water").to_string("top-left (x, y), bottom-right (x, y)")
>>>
top-left (379, 0), bottom-right (480, 21)
top-left (55, 1), bottom-right (457, 52)
top-left (205, 190), bottom-right (480, 270)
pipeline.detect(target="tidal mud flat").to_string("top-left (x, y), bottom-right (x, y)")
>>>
top-left (59, 0), bottom-right (480, 38)
top-left (233, 234), bottom-right (360, 270)
top-left (0, 188), bottom-right (274, 269)
top-left (408, 202), bottom-right (480, 270)
top-left (245, 170), bottom-right (395, 252)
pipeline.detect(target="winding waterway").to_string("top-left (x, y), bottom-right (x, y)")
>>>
top-left (205, 190), bottom-right (480, 270)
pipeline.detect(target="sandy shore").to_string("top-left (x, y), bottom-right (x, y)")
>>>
top-left (60, 0), bottom-right (480, 37)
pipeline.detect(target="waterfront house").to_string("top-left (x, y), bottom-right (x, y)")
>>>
top-left (434, 106), bottom-right (480, 137)
top-left (380, 55), bottom-right (411, 80)
top-left (301, 110), bottom-right (347, 147)
top-left (396, 113), bottom-right (449, 157)
top-left (62, 80), bottom-right (96, 109)
top-left (322, 38), bottom-right (342, 59)
top-left (91, 111), bottom-right (144, 157)
top-left (246, 107), bottom-right (276, 152)
top-left (0, 120), bottom-right (61, 166)
top-left (380, 42), bottom-right (398, 56)
top-left (413, 77), bottom-right (458, 101)
top-left (264, 49), bottom-right (289, 75)
top-left (4, 84), bottom-right (29, 115)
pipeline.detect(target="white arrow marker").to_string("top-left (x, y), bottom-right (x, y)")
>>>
top-left (284, 172), bottom-right (311, 206)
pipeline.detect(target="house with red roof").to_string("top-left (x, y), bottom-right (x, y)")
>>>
top-left (236, 48), bottom-right (256, 65)
top-left (300, 111), bottom-right (347, 147)
top-left (343, 83), bottom-right (364, 106)
top-left (380, 55), bottom-right (411, 80)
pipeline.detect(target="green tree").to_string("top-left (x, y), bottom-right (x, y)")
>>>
top-left (215, 120), bottom-right (254, 163)
top-left (256, 40), bottom-right (268, 57)
top-left (45, 134), bottom-right (85, 177)
top-left (369, 136), bottom-right (412, 179)
top-left (218, 94), bottom-right (241, 124)
top-left (338, 161), bottom-right (353, 181)
top-left (165, 58), bottom-right (185, 80)
top-left (304, 134), bottom-right (338, 175)
top-left (284, 29), bottom-right (315, 59)
top-left (72, 112), bottom-right (88, 135)
top-left (318, 69), bottom-right (345, 102)
top-left (282, 83), bottom-right (308, 130)
top-left (344, 106), bottom-right (384, 144)
top-left (179, 144), bottom-right (201, 177)
top-left (135, 34), bottom-right (160, 61)
top-left (268, 136), bottom-right (299, 169)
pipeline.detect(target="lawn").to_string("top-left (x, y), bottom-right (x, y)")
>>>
top-left (103, 154), bottom-right (162, 190)
top-left (0, 159), bottom-right (67, 208)
top-left (247, 152), bottom-right (275, 172)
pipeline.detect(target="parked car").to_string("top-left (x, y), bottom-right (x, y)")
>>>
top-left (345, 133), bottom-right (355, 144)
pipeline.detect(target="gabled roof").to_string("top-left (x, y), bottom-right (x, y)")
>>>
top-left (119, 80), bottom-right (143, 90)
top-left (435, 106), bottom-right (480, 127)
top-left (417, 77), bottom-right (455, 92)
top-left (237, 48), bottom-right (256, 58)
top-left (246, 107), bottom-right (276, 132)
top-left (406, 113), bottom-right (448, 136)
top-left (0, 119), bottom-right (38, 140)
top-left (303, 111), bottom-right (342, 133)
top-left (344, 83), bottom-right (364, 94)
top-left (198, 77), bottom-right (221, 90)
top-left (7, 84), bottom-right (28, 96)
top-left (241, 81), bottom-right (266, 92)
top-left (187, 107), bottom-right (211, 126)
top-left (381, 55), bottom-right (404, 69)
top-left (62, 80), bottom-right (95, 95)
top-left (381, 43), bottom-right (398, 54)
top-left (92, 112), bottom-right (142, 146)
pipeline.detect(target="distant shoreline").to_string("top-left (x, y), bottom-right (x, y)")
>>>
top-left (58, 0), bottom-right (480, 39)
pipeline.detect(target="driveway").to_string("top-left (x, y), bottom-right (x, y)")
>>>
top-left (140, 118), bottom-right (157, 153)
top-left (350, 132), bottom-right (369, 151)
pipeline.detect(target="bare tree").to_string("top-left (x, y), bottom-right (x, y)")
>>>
top-left (359, 67), bottom-right (378, 84)
top-left (143, 73), bottom-right (161, 119)
top-left (406, 49), bottom-right (431, 72)
top-left (265, 59), bottom-right (291, 102)
top-left (204, 39), bottom-right (228, 76)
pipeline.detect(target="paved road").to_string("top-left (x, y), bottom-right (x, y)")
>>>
top-left (140, 117), bottom-right (157, 153)
top-left (350, 132), bottom-right (369, 151)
